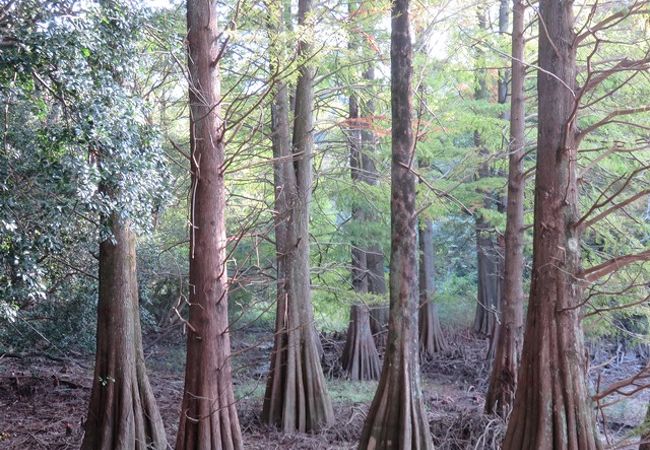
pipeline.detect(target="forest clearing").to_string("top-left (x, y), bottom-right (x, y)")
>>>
top-left (1, 0), bottom-right (649, 449)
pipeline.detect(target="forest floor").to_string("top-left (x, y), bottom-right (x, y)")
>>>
top-left (0, 326), bottom-right (648, 449)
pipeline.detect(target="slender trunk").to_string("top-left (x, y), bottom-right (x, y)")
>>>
top-left (350, 70), bottom-right (369, 294)
top-left (344, 1), bottom-right (382, 377)
top-left (485, 0), bottom-right (526, 418)
top-left (472, 7), bottom-right (501, 339)
top-left (361, 65), bottom-right (387, 297)
top-left (502, 1), bottom-right (602, 448)
top-left (82, 216), bottom-right (167, 450)
top-left (262, 0), bottom-right (334, 433)
top-left (363, 65), bottom-right (388, 346)
top-left (473, 222), bottom-right (500, 336)
top-left (419, 218), bottom-right (447, 356)
top-left (175, 2), bottom-right (243, 448)
top-left (415, 83), bottom-right (446, 357)
top-left (358, 1), bottom-right (433, 448)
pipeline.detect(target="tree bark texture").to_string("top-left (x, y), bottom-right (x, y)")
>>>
top-left (358, 1), bottom-right (434, 448)
top-left (502, 1), bottom-right (602, 448)
top-left (82, 217), bottom-right (167, 450)
top-left (341, 304), bottom-right (381, 380)
top-left (175, 2), bottom-right (243, 448)
top-left (418, 218), bottom-right (447, 357)
top-left (485, 0), bottom-right (525, 418)
top-left (262, 0), bottom-right (334, 433)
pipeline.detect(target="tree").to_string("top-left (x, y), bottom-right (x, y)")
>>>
top-left (502, 0), bottom-right (602, 447)
top-left (262, 0), bottom-right (335, 433)
top-left (418, 217), bottom-right (447, 356)
top-left (83, 216), bottom-right (167, 450)
top-left (358, 0), bottom-right (434, 447)
top-left (342, 0), bottom-right (384, 380)
top-left (485, 0), bottom-right (525, 417)
top-left (414, 80), bottom-right (446, 359)
top-left (362, 66), bottom-right (388, 300)
top-left (341, 304), bottom-right (381, 380)
top-left (175, 1), bottom-right (243, 448)
top-left (345, 1), bottom-right (388, 350)
top-left (471, 6), bottom-right (502, 338)
top-left (0, 2), bottom-right (169, 447)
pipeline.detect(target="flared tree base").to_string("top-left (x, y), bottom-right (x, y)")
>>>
top-left (342, 304), bottom-right (381, 380)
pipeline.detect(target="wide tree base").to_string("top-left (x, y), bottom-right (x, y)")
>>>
top-left (82, 372), bottom-right (167, 450)
top-left (358, 355), bottom-right (434, 450)
top-left (263, 321), bottom-right (334, 433)
top-left (419, 302), bottom-right (446, 358)
top-left (341, 304), bottom-right (381, 380)
top-left (82, 221), bottom-right (167, 450)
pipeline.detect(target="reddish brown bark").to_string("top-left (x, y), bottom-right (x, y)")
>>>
top-left (358, 1), bottom-right (433, 448)
top-left (262, 0), bottom-right (334, 433)
top-left (82, 217), bottom-right (167, 450)
top-left (341, 304), bottom-right (381, 380)
top-left (502, 0), bottom-right (602, 448)
top-left (175, 1), bottom-right (243, 448)
top-left (485, 0), bottom-right (525, 418)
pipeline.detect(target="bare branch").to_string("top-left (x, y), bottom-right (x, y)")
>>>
top-left (583, 250), bottom-right (650, 283)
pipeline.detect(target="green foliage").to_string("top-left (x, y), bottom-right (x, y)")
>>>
top-left (0, 0), bottom-right (168, 350)
top-left (0, 279), bottom-right (97, 353)
top-left (1, 0), bottom-right (648, 368)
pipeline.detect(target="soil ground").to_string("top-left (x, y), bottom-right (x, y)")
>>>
top-left (0, 327), bottom-right (647, 449)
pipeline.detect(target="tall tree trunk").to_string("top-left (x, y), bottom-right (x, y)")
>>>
top-left (262, 0), bottom-right (334, 433)
top-left (175, 2), bottom-right (243, 448)
top-left (358, 1), bottom-right (433, 448)
top-left (350, 65), bottom-right (369, 294)
top-left (361, 65), bottom-right (387, 298)
top-left (343, 0), bottom-right (382, 380)
top-left (419, 218), bottom-right (447, 357)
top-left (415, 82), bottom-right (446, 358)
top-left (82, 216), bottom-right (167, 450)
top-left (502, 0), bottom-right (602, 448)
top-left (364, 65), bottom-right (389, 345)
top-left (472, 7), bottom-right (502, 338)
top-left (485, 0), bottom-right (525, 418)
top-left (473, 222), bottom-right (500, 336)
